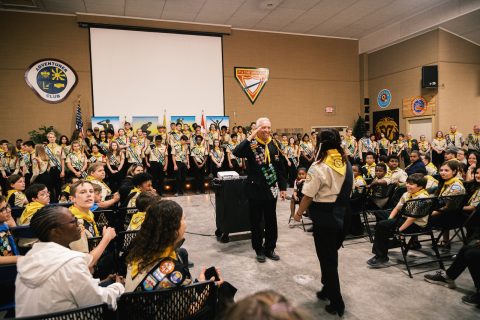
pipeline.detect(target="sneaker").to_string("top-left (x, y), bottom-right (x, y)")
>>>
top-left (366, 256), bottom-right (389, 268)
top-left (462, 292), bottom-right (480, 306)
top-left (256, 250), bottom-right (266, 263)
top-left (424, 271), bottom-right (456, 288)
top-left (265, 250), bottom-right (280, 261)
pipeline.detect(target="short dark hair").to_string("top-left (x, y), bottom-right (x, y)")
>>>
top-left (365, 151), bottom-right (376, 159)
top-left (387, 155), bottom-right (399, 162)
top-left (230, 133), bottom-right (237, 139)
top-left (135, 192), bottom-right (161, 212)
top-left (445, 148), bottom-right (458, 156)
top-left (297, 167), bottom-right (307, 173)
top-left (7, 174), bottom-right (23, 189)
top-left (221, 126), bottom-right (227, 130)
top-left (26, 184), bottom-right (47, 202)
top-left (410, 150), bottom-right (420, 157)
top-left (406, 173), bottom-right (427, 188)
top-left (132, 173), bottom-right (153, 187)
top-left (195, 135), bottom-right (204, 141)
top-left (376, 162), bottom-right (387, 171)
top-left (422, 153), bottom-right (431, 162)
top-left (180, 135), bottom-right (188, 141)
top-left (23, 141), bottom-right (35, 148)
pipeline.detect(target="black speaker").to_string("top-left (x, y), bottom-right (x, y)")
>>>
top-left (364, 98), bottom-right (370, 105)
top-left (213, 178), bottom-right (250, 235)
top-left (422, 65), bottom-right (438, 88)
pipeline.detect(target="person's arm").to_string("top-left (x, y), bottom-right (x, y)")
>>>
top-left (81, 156), bottom-right (88, 172)
top-left (227, 150), bottom-right (233, 168)
top-left (388, 206), bottom-right (400, 219)
top-left (294, 195), bottom-right (313, 221)
top-left (88, 227), bottom-right (116, 270)
top-left (0, 256), bottom-right (18, 265)
top-left (97, 193), bottom-right (120, 209)
top-left (106, 158), bottom-right (114, 173)
top-left (163, 151), bottom-right (169, 171)
top-left (186, 151), bottom-right (190, 169)
top-left (65, 257), bottom-right (124, 310)
top-left (398, 217), bottom-right (416, 232)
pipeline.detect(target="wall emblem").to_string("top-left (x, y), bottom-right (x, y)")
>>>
top-left (377, 89), bottom-right (392, 108)
top-left (234, 67), bottom-right (269, 104)
top-left (411, 97), bottom-right (427, 116)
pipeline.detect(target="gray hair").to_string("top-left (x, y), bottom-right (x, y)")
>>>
top-left (256, 117), bottom-right (271, 127)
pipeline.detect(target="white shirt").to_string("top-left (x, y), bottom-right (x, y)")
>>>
top-left (15, 242), bottom-right (124, 317)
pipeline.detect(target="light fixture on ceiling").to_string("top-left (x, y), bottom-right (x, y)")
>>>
top-left (259, 0), bottom-right (282, 10)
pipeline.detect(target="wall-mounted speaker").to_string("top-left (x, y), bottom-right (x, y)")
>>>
top-left (422, 65), bottom-right (438, 88)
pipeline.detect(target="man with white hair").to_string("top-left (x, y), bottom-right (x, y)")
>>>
top-left (465, 125), bottom-right (480, 153)
top-left (446, 125), bottom-right (464, 149)
top-left (233, 117), bottom-right (287, 263)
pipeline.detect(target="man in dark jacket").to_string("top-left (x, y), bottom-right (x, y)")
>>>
top-left (405, 150), bottom-right (427, 176)
top-left (233, 117), bottom-right (287, 263)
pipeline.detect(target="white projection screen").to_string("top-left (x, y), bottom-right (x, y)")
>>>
top-left (90, 27), bottom-right (224, 120)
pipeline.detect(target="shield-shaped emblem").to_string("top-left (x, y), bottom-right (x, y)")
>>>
top-left (234, 67), bottom-right (269, 104)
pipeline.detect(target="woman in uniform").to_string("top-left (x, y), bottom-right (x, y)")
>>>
top-left (285, 137), bottom-right (300, 188)
top-left (293, 129), bottom-right (352, 317)
top-left (378, 133), bottom-right (390, 157)
top-left (417, 134), bottom-right (431, 156)
top-left (31, 145), bottom-right (52, 193)
top-left (431, 131), bottom-right (447, 169)
top-left (145, 137), bottom-right (168, 195)
top-left (299, 134), bottom-right (314, 169)
top-left (65, 141), bottom-right (88, 179)
top-left (210, 139), bottom-right (224, 178)
top-left (106, 141), bottom-right (125, 192)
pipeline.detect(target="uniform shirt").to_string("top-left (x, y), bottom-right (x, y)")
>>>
top-left (465, 133), bottom-right (480, 152)
top-left (20, 151), bottom-right (35, 174)
top-left (31, 158), bottom-right (49, 182)
top-left (45, 143), bottom-right (64, 169)
top-left (126, 145), bottom-right (144, 164)
top-left (66, 152), bottom-right (87, 170)
top-left (89, 152), bottom-right (105, 164)
top-left (299, 142), bottom-right (314, 158)
top-left (171, 144), bottom-right (189, 164)
top-left (362, 163), bottom-right (376, 179)
top-left (206, 130), bottom-right (220, 146)
top-left (426, 162), bottom-right (438, 176)
top-left (354, 175), bottom-right (366, 189)
top-left (446, 131), bottom-right (463, 148)
top-left (168, 131), bottom-right (182, 147)
top-left (378, 138), bottom-right (390, 153)
top-left (190, 145), bottom-right (208, 164)
top-left (386, 168), bottom-right (408, 184)
top-left (302, 161), bottom-right (347, 203)
top-left (343, 136), bottom-right (356, 156)
top-left (431, 138), bottom-right (446, 152)
top-left (426, 175), bottom-right (439, 191)
top-left (439, 177), bottom-right (465, 196)
top-left (145, 145), bottom-right (168, 164)
top-left (395, 189), bottom-right (431, 227)
top-left (468, 188), bottom-right (480, 207)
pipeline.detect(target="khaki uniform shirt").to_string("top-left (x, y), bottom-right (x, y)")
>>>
top-left (302, 161), bottom-right (347, 203)
top-left (395, 190), bottom-right (431, 227)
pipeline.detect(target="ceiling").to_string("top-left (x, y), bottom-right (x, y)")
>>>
top-left (1, 0), bottom-right (480, 52)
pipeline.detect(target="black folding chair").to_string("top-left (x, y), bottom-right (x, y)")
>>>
top-left (11, 225), bottom-right (36, 239)
top-left (117, 280), bottom-right (217, 320)
top-left (10, 207), bottom-right (24, 221)
top-left (0, 263), bottom-right (17, 315)
top-left (12, 303), bottom-right (113, 320)
top-left (117, 207), bottom-right (138, 231)
top-left (433, 194), bottom-right (469, 246)
top-left (393, 197), bottom-right (443, 278)
top-left (115, 230), bottom-right (139, 276)
top-left (93, 209), bottom-right (116, 230)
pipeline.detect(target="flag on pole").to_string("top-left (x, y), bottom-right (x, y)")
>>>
top-left (163, 109), bottom-right (167, 127)
top-left (201, 110), bottom-right (206, 133)
top-left (75, 104), bottom-right (84, 137)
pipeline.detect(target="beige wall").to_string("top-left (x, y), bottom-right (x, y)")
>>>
top-left (437, 30), bottom-right (480, 135)
top-left (0, 10), bottom-right (361, 142)
top-left (367, 30), bottom-right (439, 135)
top-left (0, 11), bottom-right (93, 142)
top-left (366, 29), bottom-right (480, 138)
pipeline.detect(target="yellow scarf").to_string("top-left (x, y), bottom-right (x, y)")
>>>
top-left (324, 149), bottom-right (346, 175)
top-left (407, 189), bottom-right (429, 200)
top-left (427, 162), bottom-right (437, 170)
top-left (255, 136), bottom-right (272, 164)
top-left (86, 176), bottom-right (111, 194)
top-left (355, 175), bottom-right (366, 186)
top-left (20, 201), bottom-right (45, 225)
top-left (128, 212), bottom-right (145, 231)
top-left (129, 187), bottom-right (141, 197)
top-left (131, 246), bottom-right (177, 278)
top-left (69, 205), bottom-right (99, 236)
top-left (440, 177), bottom-right (463, 195)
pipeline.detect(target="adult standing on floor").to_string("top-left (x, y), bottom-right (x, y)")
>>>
top-left (294, 129), bottom-right (353, 317)
top-left (233, 117), bottom-right (287, 263)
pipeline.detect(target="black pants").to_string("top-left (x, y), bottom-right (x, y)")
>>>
top-left (248, 198), bottom-right (278, 252)
top-left (446, 244), bottom-right (480, 290)
top-left (107, 166), bottom-right (123, 193)
top-left (372, 218), bottom-right (423, 258)
top-left (48, 167), bottom-right (62, 202)
top-left (193, 164), bottom-right (206, 193)
top-left (175, 161), bottom-right (187, 194)
top-left (287, 160), bottom-right (297, 188)
top-left (309, 203), bottom-right (345, 309)
top-left (149, 162), bottom-right (165, 195)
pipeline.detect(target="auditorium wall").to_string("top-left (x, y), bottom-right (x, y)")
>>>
top-left (366, 29), bottom-right (480, 137)
top-left (0, 10), bottom-right (361, 142)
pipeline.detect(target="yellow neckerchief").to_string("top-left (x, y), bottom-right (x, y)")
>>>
top-left (407, 188), bottom-right (429, 200)
top-left (364, 162), bottom-right (376, 170)
top-left (281, 141), bottom-right (288, 146)
top-left (131, 246), bottom-right (177, 278)
top-left (255, 136), bottom-right (272, 164)
top-left (86, 175), bottom-right (111, 194)
top-left (91, 152), bottom-right (102, 158)
top-left (324, 149), bottom-right (346, 175)
top-left (468, 187), bottom-right (480, 205)
top-left (407, 140), bottom-right (413, 149)
top-left (63, 185), bottom-right (71, 194)
top-left (128, 211), bottom-right (146, 231)
top-left (20, 201), bottom-right (45, 225)
top-left (440, 177), bottom-right (463, 195)
top-left (47, 143), bottom-right (58, 150)
top-left (436, 137), bottom-right (445, 141)
top-left (6, 189), bottom-right (17, 203)
top-left (427, 162), bottom-right (437, 170)
top-left (129, 187), bottom-right (141, 196)
top-left (426, 175), bottom-right (438, 183)
top-left (69, 205), bottom-right (99, 236)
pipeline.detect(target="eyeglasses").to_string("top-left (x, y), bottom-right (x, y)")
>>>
top-left (57, 217), bottom-right (78, 226)
top-left (0, 205), bottom-right (11, 213)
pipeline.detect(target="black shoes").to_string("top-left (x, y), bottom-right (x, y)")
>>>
top-left (325, 304), bottom-right (345, 317)
top-left (424, 271), bottom-right (456, 289)
top-left (265, 250), bottom-right (280, 261)
top-left (462, 292), bottom-right (480, 306)
top-left (256, 250), bottom-right (266, 263)
top-left (316, 289), bottom-right (328, 301)
top-left (366, 255), bottom-right (389, 268)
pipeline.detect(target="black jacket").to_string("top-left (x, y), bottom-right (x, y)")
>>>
top-left (233, 139), bottom-right (287, 200)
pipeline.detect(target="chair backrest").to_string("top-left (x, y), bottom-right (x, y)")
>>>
top-left (117, 207), bottom-right (138, 231)
top-left (399, 197), bottom-right (438, 219)
top-left (93, 210), bottom-right (115, 230)
top-left (386, 185), bottom-right (407, 209)
top-left (11, 226), bottom-right (36, 239)
top-left (13, 303), bottom-right (111, 320)
top-left (0, 264), bottom-right (17, 286)
top-left (369, 183), bottom-right (396, 199)
top-left (117, 280), bottom-right (217, 320)
top-left (115, 230), bottom-right (138, 276)
top-left (437, 194), bottom-right (468, 213)
top-left (87, 236), bottom-right (103, 252)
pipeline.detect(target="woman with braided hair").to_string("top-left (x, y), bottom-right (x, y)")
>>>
top-left (15, 205), bottom-right (124, 317)
top-left (294, 128), bottom-right (353, 317)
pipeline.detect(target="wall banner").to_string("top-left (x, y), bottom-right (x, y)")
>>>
top-left (373, 109), bottom-right (399, 141)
